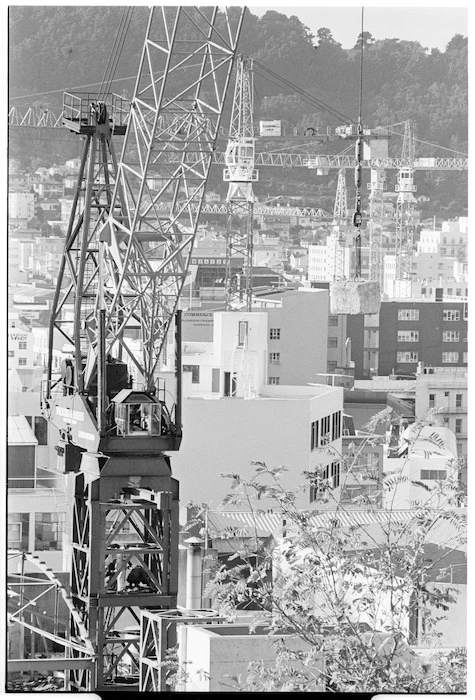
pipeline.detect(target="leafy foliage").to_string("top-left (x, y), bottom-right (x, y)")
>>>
top-left (192, 414), bottom-right (467, 693)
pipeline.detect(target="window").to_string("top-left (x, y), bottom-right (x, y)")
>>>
top-left (443, 310), bottom-right (460, 321)
top-left (8, 350), bottom-right (14, 357)
top-left (268, 376), bottom-right (280, 385)
top-left (420, 470), bottom-right (446, 480)
top-left (211, 368), bottom-right (220, 393)
top-left (398, 309), bottom-right (419, 321)
top-left (456, 288), bottom-right (462, 296)
top-left (310, 420), bottom-right (319, 451)
top-left (397, 351), bottom-right (418, 363)
top-left (447, 288), bottom-right (453, 296)
top-left (455, 419), bottom-right (462, 434)
top-left (397, 330), bottom-right (419, 342)
top-left (183, 364), bottom-right (200, 383)
top-left (463, 352), bottom-right (468, 363)
top-left (328, 316), bottom-right (339, 327)
top-left (331, 411), bottom-right (342, 441)
top-left (442, 352), bottom-right (459, 363)
top-left (429, 394), bottom-right (435, 408)
top-left (321, 414), bottom-right (331, 444)
top-left (18, 358), bottom-right (27, 365)
top-left (444, 391), bottom-right (450, 398)
top-left (8, 514), bottom-right (29, 550)
top-left (463, 305), bottom-right (468, 320)
top-left (238, 321), bottom-right (248, 346)
top-left (35, 513), bottom-right (65, 551)
top-left (310, 461), bottom-right (341, 501)
top-left (341, 483), bottom-right (379, 503)
top-left (327, 337), bottom-right (338, 348)
top-left (19, 341), bottom-right (27, 350)
top-left (443, 331), bottom-right (460, 342)
top-left (456, 394), bottom-right (463, 408)
top-left (327, 361), bottom-right (338, 373)
top-left (34, 416), bottom-right (48, 446)
top-left (269, 328), bottom-right (281, 340)
top-left (269, 352), bottom-right (280, 365)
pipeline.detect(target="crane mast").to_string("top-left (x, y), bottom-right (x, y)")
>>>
top-left (368, 165), bottom-right (386, 288)
top-left (40, 6), bottom-right (244, 691)
top-left (329, 169), bottom-right (348, 280)
top-left (224, 55), bottom-right (258, 311)
top-left (394, 119), bottom-right (417, 295)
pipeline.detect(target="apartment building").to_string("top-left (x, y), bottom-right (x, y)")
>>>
top-left (347, 300), bottom-right (468, 379)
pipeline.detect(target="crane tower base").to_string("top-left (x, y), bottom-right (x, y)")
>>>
top-left (330, 280), bottom-right (381, 315)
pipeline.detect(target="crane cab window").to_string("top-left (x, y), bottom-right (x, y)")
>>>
top-left (112, 390), bottom-right (166, 437)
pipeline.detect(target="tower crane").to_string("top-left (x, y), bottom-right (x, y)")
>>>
top-left (223, 55), bottom-right (257, 311)
top-left (367, 165), bottom-right (387, 288)
top-left (328, 169), bottom-right (349, 280)
top-left (394, 119), bottom-right (417, 295)
top-left (36, 6), bottom-right (244, 691)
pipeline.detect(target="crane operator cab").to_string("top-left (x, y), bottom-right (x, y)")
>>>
top-left (112, 389), bottom-right (173, 437)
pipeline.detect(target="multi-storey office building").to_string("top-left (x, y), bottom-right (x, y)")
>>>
top-left (347, 300), bottom-right (468, 379)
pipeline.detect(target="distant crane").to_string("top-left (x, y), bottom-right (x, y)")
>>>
top-left (223, 55), bottom-right (257, 311)
top-left (394, 120), bottom-right (417, 295)
top-left (367, 165), bottom-right (387, 288)
top-left (328, 169), bottom-right (348, 280)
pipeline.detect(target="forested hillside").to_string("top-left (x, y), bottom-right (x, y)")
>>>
top-left (8, 6), bottom-right (468, 216)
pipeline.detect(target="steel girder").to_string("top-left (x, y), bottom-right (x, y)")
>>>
top-left (99, 6), bottom-right (245, 388)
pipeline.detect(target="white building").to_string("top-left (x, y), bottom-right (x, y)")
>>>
top-left (8, 238), bottom-right (30, 283)
top-left (7, 410), bottom-right (70, 572)
top-left (415, 364), bottom-right (467, 457)
top-left (171, 383), bottom-right (344, 509)
top-left (383, 426), bottom-right (459, 510)
top-left (8, 190), bottom-right (36, 222)
top-left (8, 321), bottom-right (35, 370)
top-left (171, 289), bottom-right (334, 395)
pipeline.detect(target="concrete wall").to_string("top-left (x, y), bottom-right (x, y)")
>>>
top-left (177, 623), bottom-right (324, 692)
top-left (267, 289), bottom-right (328, 385)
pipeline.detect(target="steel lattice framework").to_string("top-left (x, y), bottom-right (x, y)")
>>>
top-left (368, 165), bottom-right (387, 288)
top-left (38, 6), bottom-right (245, 692)
top-left (89, 6), bottom-right (246, 391)
top-left (329, 169), bottom-right (348, 281)
top-left (395, 120), bottom-right (417, 293)
top-left (223, 55), bottom-right (257, 310)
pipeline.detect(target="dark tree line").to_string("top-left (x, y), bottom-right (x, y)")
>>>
top-left (8, 7), bottom-right (467, 215)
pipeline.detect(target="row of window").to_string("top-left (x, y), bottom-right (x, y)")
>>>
top-left (429, 392), bottom-right (464, 408)
top-left (420, 470), bottom-right (446, 480)
top-left (397, 351), bottom-right (463, 364)
top-left (310, 461), bottom-right (341, 501)
top-left (7, 512), bottom-right (65, 551)
top-left (398, 308), bottom-right (468, 322)
top-left (310, 411), bottom-right (342, 450)
top-left (8, 354), bottom-right (28, 364)
top-left (396, 330), bottom-right (464, 343)
top-left (190, 258), bottom-right (225, 265)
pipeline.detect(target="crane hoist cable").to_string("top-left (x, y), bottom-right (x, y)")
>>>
top-left (97, 6), bottom-right (134, 101)
top-left (252, 59), bottom-right (354, 124)
top-left (352, 7), bottom-right (365, 279)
